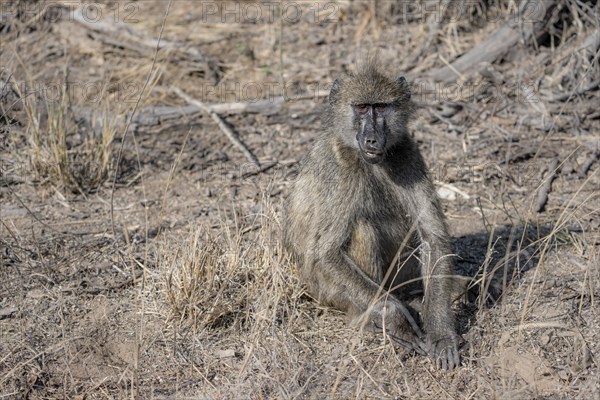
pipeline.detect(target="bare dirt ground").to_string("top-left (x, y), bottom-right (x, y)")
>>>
top-left (1, 1), bottom-right (599, 398)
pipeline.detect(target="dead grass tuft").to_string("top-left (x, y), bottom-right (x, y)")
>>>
top-left (13, 79), bottom-right (119, 193)
top-left (161, 198), bottom-right (297, 334)
top-left (162, 227), bottom-right (249, 329)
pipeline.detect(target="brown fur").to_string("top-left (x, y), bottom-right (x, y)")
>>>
top-left (284, 61), bottom-right (460, 369)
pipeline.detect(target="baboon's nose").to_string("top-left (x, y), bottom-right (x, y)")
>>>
top-left (365, 138), bottom-right (383, 153)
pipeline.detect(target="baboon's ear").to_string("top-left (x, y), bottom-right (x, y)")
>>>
top-left (396, 76), bottom-right (411, 101)
top-left (329, 79), bottom-right (341, 105)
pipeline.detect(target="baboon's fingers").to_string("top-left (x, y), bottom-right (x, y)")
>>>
top-left (441, 351), bottom-right (448, 370)
top-left (372, 321), bottom-right (413, 352)
top-left (430, 339), bottom-right (460, 369)
top-left (450, 342), bottom-right (460, 369)
top-left (414, 344), bottom-right (428, 356)
top-left (447, 353), bottom-right (455, 370)
top-left (395, 302), bottom-right (425, 338)
top-left (372, 319), bottom-right (427, 355)
top-left (443, 349), bottom-right (458, 370)
top-left (388, 333), bottom-right (427, 355)
top-left (387, 333), bottom-right (414, 351)
top-left (413, 337), bottom-right (428, 356)
top-left (432, 347), bottom-right (439, 367)
top-left (408, 335), bottom-right (428, 355)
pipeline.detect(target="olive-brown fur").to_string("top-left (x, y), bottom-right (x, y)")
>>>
top-left (284, 61), bottom-right (460, 369)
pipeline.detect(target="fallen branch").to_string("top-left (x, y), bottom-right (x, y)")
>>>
top-left (435, 181), bottom-right (471, 200)
top-left (131, 98), bottom-right (285, 126)
top-left (130, 89), bottom-right (329, 126)
top-left (240, 161), bottom-right (279, 179)
top-left (72, 90), bottom-right (328, 132)
top-left (172, 86), bottom-right (260, 168)
top-left (428, 0), bottom-right (557, 82)
top-left (72, 102), bottom-right (282, 131)
top-left (535, 158), bottom-right (559, 213)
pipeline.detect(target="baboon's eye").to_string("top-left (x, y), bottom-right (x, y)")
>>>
top-left (353, 104), bottom-right (369, 113)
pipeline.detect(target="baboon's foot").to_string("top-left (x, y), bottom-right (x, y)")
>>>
top-left (427, 334), bottom-right (460, 370)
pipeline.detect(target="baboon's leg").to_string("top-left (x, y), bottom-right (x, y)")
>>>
top-left (347, 220), bottom-right (383, 283)
top-left (308, 250), bottom-right (382, 315)
top-left (315, 250), bottom-right (426, 349)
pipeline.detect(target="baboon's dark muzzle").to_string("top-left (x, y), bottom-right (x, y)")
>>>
top-left (358, 129), bottom-right (386, 164)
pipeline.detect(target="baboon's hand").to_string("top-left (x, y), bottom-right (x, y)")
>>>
top-left (364, 299), bottom-right (427, 355)
top-left (427, 334), bottom-right (460, 370)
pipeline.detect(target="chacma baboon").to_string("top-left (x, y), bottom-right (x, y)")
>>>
top-left (283, 61), bottom-right (460, 369)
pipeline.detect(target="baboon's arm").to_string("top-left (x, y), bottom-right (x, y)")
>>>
top-left (412, 194), bottom-right (454, 323)
top-left (410, 187), bottom-right (460, 368)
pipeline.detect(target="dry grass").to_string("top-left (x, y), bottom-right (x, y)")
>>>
top-left (9, 73), bottom-right (120, 193)
top-left (0, 0), bottom-right (598, 398)
top-left (142, 198), bottom-right (599, 398)
top-left (160, 197), bottom-right (298, 328)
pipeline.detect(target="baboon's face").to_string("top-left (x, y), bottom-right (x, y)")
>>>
top-left (352, 103), bottom-right (392, 164)
top-left (329, 71), bottom-right (413, 165)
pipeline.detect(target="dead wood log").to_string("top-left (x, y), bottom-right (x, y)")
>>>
top-left (428, 0), bottom-right (558, 82)
top-left (131, 97), bottom-right (284, 126)
top-left (129, 89), bottom-right (328, 126)
top-left (72, 89), bottom-right (327, 133)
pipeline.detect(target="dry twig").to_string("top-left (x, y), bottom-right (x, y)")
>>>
top-left (535, 158), bottom-right (559, 213)
top-left (549, 78), bottom-right (600, 102)
top-left (172, 86), bottom-right (260, 167)
top-left (580, 150), bottom-right (599, 177)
